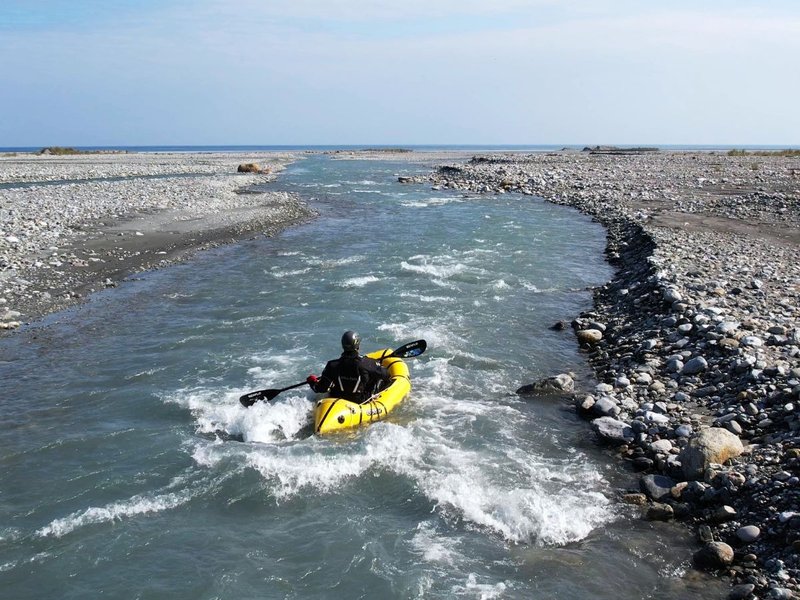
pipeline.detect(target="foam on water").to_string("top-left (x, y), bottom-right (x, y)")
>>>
top-left (377, 319), bottom-right (465, 354)
top-left (268, 266), bottom-right (312, 278)
top-left (454, 574), bottom-right (508, 599)
top-left (400, 257), bottom-right (468, 280)
top-left (35, 469), bottom-right (215, 538)
top-left (305, 255), bottom-right (365, 269)
top-left (168, 385), bottom-right (313, 444)
top-left (409, 521), bottom-right (459, 565)
top-left (399, 196), bottom-right (465, 208)
top-left (336, 275), bottom-right (382, 288)
top-left (37, 492), bottom-right (189, 538)
top-left (195, 405), bottom-right (616, 546)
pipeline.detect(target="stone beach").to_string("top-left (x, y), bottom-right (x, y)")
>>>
top-left (0, 152), bottom-right (314, 327)
top-left (415, 150), bottom-right (800, 599)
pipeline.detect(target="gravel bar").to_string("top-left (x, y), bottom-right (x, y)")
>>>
top-left (0, 152), bottom-right (316, 328)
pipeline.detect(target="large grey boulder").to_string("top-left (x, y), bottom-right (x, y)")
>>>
top-left (592, 417), bottom-right (634, 443)
top-left (678, 428), bottom-right (744, 480)
top-left (516, 373), bottom-right (574, 395)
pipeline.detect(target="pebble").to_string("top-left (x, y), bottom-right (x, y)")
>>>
top-left (737, 525), bottom-right (762, 543)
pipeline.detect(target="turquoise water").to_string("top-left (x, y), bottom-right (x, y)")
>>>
top-left (0, 156), bottom-right (725, 598)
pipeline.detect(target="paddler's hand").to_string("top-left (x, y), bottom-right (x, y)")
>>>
top-left (306, 374), bottom-right (319, 388)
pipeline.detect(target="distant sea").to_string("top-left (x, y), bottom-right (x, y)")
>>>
top-left (1, 143), bottom-right (796, 153)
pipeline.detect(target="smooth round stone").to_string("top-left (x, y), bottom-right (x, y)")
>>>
top-left (682, 356), bottom-right (708, 375)
top-left (736, 525), bottom-right (761, 543)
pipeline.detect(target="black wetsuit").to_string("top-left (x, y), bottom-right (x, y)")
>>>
top-left (311, 351), bottom-right (390, 402)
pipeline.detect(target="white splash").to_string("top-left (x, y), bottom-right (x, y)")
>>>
top-left (268, 266), bottom-right (312, 278)
top-left (453, 574), bottom-right (508, 599)
top-left (36, 490), bottom-right (192, 538)
top-left (409, 521), bottom-right (459, 565)
top-left (400, 259), bottom-right (467, 280)
top-left (400, 196), bottom-right (464, 208)
top-left (337, 275), bottom-right (381, 288)
top-left (171, 384), bottom-right (313, 444)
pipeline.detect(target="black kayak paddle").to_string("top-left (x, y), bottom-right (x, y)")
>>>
top-left (239, 339), bottom-right (427, 407)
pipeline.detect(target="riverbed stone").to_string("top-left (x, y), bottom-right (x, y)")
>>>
top-left (678, 428), bottom-right (745, 480)
top-left (592, 396), bottom-right (620, 417)
top-left (650, 439), bottom-right (673, 454)
top-left (693, 541), bottom-right (734, 569)
top-left (736, 525), bottom-right (761, 543)
top-left (640, 474), bottom-right (676, 501)
top-left (576, 329), bottom-right (603, 345)
top-left (729, 584), bottom-right (756, 600)
top-left (646, 503), bottom-right (674, 521)
top-left (592, 417), bottom-right (634, 443)
top-left (682, 356), bottom-right (708, 375)
top-left (516, 373), bottom-right (575, 395)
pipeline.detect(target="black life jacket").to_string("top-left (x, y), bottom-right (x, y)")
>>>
top-left (333, 355), bottom-right (366, 400)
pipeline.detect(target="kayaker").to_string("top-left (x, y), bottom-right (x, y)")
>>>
top-left (307, 331), bottom-right (390, 402)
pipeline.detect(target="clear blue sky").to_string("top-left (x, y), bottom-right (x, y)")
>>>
top-left (1, 0), bottom-right (798, 146)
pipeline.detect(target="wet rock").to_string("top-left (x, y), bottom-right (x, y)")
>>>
top-left (646, 502), bottom-right (674, 521)
top-left (640, 474), bottom-right (676, 501)
top-left (693, 541), bottom-right (734, 570)
top-left (576, 394), bottom-right (596, 412)
top-left (622, 492), bottom-right (648, 505)
top-left (592, 395), bottom-right (620, 417)
top-left (576, 328), bottom-right (603, 346)
top-left (592, 417), bottom-right (635, 443)
top-left (516, 373), bottom-right (574, 395)
top-left (766, 589), bottom-right (794, 600)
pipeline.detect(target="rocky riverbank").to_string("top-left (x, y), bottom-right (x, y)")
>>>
top-left (418, 151), bottom-right (800, 599)
top-left (0, 152), bottom-right (316, 329)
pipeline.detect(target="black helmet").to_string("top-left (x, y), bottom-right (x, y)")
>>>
top-left (341, 330), bottom-right (361, 353)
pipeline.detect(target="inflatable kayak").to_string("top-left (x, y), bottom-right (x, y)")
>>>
top-left (313, 348), bottom-right (411, 435)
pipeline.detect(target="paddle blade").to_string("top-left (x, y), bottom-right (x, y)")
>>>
top-left (239, 388), bottom-right (281, 407)
top-left (393, 339), bottom-right (426, 358)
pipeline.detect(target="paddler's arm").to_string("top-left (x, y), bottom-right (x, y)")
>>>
top-left (308, 362), bottom-right (335, 393)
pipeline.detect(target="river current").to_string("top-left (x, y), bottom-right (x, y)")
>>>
top-left (0, 156), bottom-right (725, 599)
